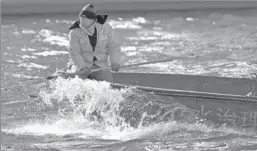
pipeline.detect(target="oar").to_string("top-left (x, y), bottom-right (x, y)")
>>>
top-left (46, 55), bottom-right (195, 80)
top-left (29, 55), bottom-right (198, 98)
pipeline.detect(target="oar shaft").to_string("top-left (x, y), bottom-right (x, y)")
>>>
top-left (88, 57), bottom-right (183, 72)
top-left (46, 56), bottom-right (192, 80)
top-left (121, 56), bottom-right (188, 68)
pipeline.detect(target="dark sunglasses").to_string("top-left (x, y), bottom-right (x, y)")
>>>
top-left (80, 13), bottom-right (96, 20)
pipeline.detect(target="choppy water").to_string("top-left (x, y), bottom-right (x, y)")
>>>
top-left (2, 9), bottom-right (257, 151)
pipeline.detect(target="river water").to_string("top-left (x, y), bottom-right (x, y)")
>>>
top-left (1, 8), bottom-right (257, 151)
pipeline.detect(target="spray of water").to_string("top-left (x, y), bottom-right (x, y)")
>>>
top-left (31, 77), bottom-right (200, 137)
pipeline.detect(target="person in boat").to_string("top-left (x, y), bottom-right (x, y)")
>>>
top-left (67, 4), bottom-right (121, 82)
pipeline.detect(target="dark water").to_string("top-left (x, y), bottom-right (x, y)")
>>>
top-left (1, 9), bottom-right (257, 151)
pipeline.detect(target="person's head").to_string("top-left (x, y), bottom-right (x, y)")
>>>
top-left (79, 4), bottom-right (96, 28)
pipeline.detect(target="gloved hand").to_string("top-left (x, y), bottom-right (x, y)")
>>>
top-left (78, 67), bottom-right (92, 78)
top-left (111, 63), bottom-right (120, 72)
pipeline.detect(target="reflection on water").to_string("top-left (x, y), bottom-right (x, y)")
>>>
top-left (1, 9), bottom-right (257, 151)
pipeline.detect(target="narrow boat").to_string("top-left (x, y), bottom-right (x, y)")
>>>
top-left (47, 72), bottom-right (257, 129)
top-left (111, 72), bottom-right (257, 129)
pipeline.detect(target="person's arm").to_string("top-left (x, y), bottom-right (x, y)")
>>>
top-left (106, 24), bottom-right (121, 71)
top-left (68, 30), bottom-right (89, 71)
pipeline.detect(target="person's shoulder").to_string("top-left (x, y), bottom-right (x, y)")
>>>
top-left (69, 28), bottom-right (81, 36)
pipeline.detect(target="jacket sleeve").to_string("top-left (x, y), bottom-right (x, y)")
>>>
top-left (106, 24), bottom-right (121, 65)
top-left (68, 30), bottom-right (86, 70)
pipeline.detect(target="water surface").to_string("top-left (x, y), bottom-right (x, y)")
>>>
top-left (2, 9), bottom-right (257, 151)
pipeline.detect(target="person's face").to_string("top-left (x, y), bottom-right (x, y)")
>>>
top-left (79, 16), bottom-right (95, 28)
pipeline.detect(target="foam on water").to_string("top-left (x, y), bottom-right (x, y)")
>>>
top-left (20, 55), bottom-right (37, 59)
top-left (21, 47), bottom-right (37, 52)
top-left (38, 29), bottom-right (68, 47)
top-left (17, 62), bottom-right (49, 70)
top-left (109, 17), bottom-right (144, 29)
top-left (33, 50), bottom-right (69, 57)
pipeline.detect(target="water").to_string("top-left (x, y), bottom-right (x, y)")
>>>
top-left (2, 9), bottom-right (257, 151)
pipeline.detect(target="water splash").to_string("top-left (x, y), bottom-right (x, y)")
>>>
top-left (1, 77), bottom-right (203, 139)
top-left (41, 77), bottom-right (203, 126)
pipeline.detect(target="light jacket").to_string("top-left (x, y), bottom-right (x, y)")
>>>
top-left (68, 15), bottom-right (121, 71)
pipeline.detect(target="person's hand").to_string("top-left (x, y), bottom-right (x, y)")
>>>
top-left (111, 63), bottom-right (120, 72)
top-left (79, 67), bottom-right (92, 78)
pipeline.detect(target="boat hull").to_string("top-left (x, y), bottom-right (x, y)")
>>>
top-left (111, 82), bottom-right (257, 130)
top-left (113, 72), bottom-right (256, 96)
